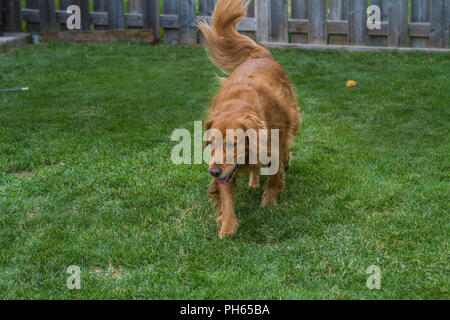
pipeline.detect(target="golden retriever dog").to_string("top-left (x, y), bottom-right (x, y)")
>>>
top-left (198, 0), bottom-right (301, 239)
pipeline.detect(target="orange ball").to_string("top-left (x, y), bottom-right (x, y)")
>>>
top-left (346, 80), bottom-right (357, 88)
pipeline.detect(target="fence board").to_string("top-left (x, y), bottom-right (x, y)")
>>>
top-left (199, 0), bottom-right (215, 16)
top-left (370, 0), bottom-right (388, 46)
top-left (270, 0), bottom-right (288, 42)
top-left (5, 0), bottom-right (22, 31)
top-left (242, 0), bottom-right (255, 40)
top-left (388, 0), bottom-right (409, 47)
top-left (247, 0), bottom-right (254, 17)
top-left (125, 0), bottom-right (142, 24)
top-left (39, 0), bottom-right (56, 32)
top-left (128, 0), bottom-right (142, 13)
top-left (108, 0), bottom-right (125, 30)
top-left (348, 0), bottom-right (367, 45)
top-left (128, 0), bottom-right (142, 31)
top-left (199, 0), bottom-right (215, 44)
top-left (25, 0), bottom-right (39, 32)
top-left (143, 0), bottom-right (160, 43)
top-left (78, 0), bottom-right (90, 31)
top-left (58, 1), bottom-right (70, 31)
top-left (0, 0), bottom-right (3, 35)
top-left (329, 0), bottom-right (347, 44)
top-left (257, 0), bottom-right (270, 43)
top-left (8, 0), bottom-right (450, 51)
top-left (178, 0), bottom-right (196, 45)
top-left (23, 9), bottom-right (177, 30)
top-left (265, 41), bottom-right (450, 53)
top-left (163, 0), bottom-right (178, 44)
top-left (57, 1), bottom-right (90, 31)
top-left (291, 0), bottom-right (308, 43)
top-left (430, 0), bottom-right (450, 48)
top-left (410, 0), bottom-right (430, 48)
top-left (93, 0), bottom-right (108, 30)
top-left (308, 0), bottom-right (327, 44)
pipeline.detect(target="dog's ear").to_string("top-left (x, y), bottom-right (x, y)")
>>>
top-left (240, 113), bottom-right (267, 165)
top-left (204, 119), bottom-right (213, 131)
top-left (240, 113), bottom-right (266, 131)
top-left (204, 119), bottom-right (213, 147)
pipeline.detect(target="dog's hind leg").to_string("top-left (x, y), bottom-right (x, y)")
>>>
top-left (284, 150), bottom-right (291, 171)
top-left (248, 167), bottom-right (260, 188)
top-left (282, 131), bottom-right (294, 171)
top-left (261, 167), bottom-right (285, 207)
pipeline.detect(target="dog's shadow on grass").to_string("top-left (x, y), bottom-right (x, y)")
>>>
top-left (233, 163), bottom-right (339, 244)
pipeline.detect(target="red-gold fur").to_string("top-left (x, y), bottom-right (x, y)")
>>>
top-left (198, 0), bottom-right (301, 239)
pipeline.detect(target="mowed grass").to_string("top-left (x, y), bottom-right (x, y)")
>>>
top-left (0, 42), bottom-right (448, 299)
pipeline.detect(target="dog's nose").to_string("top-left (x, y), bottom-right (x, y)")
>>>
top-left (209, 167), bottom-right (222, 178)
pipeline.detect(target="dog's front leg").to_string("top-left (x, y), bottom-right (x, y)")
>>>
top-left (216, 180), bottom-right (238, 239)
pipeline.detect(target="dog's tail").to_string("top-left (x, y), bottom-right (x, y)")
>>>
top-left (197, 0), bottom-right (272, 74)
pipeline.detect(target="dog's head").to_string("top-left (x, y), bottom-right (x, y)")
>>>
top-left (204, 111), bottom-right (266, 184)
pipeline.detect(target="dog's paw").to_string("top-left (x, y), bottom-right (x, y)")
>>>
top-left (261, 194), bottom-right (277, 207)
top-left (218, 219), bottom-right (239, 239)
top-left (216, 215), bottom-right (224, 228)
top-left (248, 180), bottom-right (260, 188)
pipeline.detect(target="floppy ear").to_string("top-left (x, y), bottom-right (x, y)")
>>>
top-left (204, 119), bottom-right (213, 131)
top-left (240, 113), bottom-right (267, 165)
top-left (204, 119), bottom-right (213, 147)
top-left (240, 113), bottom-right (266, 131)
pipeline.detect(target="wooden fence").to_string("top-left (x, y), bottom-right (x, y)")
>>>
top-left (0, 0), bottom-right (449, 50)
top-left (0, 0), bottom-right (3, 36)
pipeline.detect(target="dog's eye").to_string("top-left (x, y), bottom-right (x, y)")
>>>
top-left (206, 141), bottom-right (215, 148)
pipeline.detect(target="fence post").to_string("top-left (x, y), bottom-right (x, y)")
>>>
top-left (60, 0), bottom-right (90, 31)
top-left (108, 0), bottom-right (125, 30)
top-left (143, 0), bottom-right (160, 43)
top-left (430, 0), bottom-right (449, 48)
top-left (0, 0), bottom-right (3, 35)
top-left (410, 0), bottom-right (430, 48)
top-left (388, 0), bottom-right (408, 47)
top-left (257, 0), bottom-right (270, 43)
top-left (164, 0), bottom-right (179, 44)
top-left (247, 0), bottom-right (255, 17)
top-left (128, 0), bottom-right (142, 13)
top-left (79, 0), bottom-right (91, 31)
top-left (348, 0), bottom-right (367, 45)
top-left (329, 0), bottom-right (347, 44)
top-left (25, 0), bottom-right (39, 32)
top-left (39, 0), bottom-right (57, 32)
top-left (58, 0), bottom-right (70, 31)
top-left (178, 0), bottom-right (196, 45)
top-left (93, 0), bottom-right (108, 30)
top-left (128, 0), bottom-right (143, 30)
top-left (5, 0), bottom-right (22, 32)
top-left (308, 0), bottom-right (327, 44)
top-left (291, 0), bottom-right (308, 43)
top-left (370, 0), bottom-right (388, 46)
top-left (199, 0), bottom-right (215, 16)
top-left (270, 0), bottom-right (288, 42)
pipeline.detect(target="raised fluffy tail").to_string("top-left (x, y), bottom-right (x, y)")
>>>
top-left (197, 0), bottom-right (272, 74)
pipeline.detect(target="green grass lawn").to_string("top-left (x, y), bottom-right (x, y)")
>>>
top-left (0, 42), bottom-right (448, 299)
